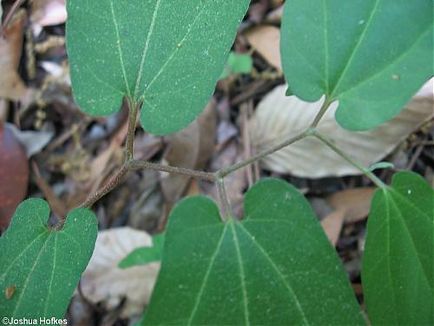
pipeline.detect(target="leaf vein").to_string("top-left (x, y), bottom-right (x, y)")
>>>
top-left (109, 0), bottom-right (131, 97)
top-left (187, 225), bottom-right (228, 325)
top-left (237, 223), bottom-right (310, 325)
top-left (133, 0), bottom-right (162, 98)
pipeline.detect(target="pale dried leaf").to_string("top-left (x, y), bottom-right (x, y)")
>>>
top-left (31, 0), bottom-right (66, 34)
top-left (321, 210), bottom-right (345, 246)
top-left (80, 227), bottom-right (160, 318)
top-left (7, 123), bottom-right (53, 157)
top-left (245, 25), bottom-right (282, 71)
top-left (249, 80), bottom-right (434, 177)
top-left (0, 10), bottom-right (32, 101)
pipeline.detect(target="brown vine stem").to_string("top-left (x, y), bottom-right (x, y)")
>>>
top-left (125, 99), bottom-right (139, 160)
top-left (217, 130), bottom-right (309, 178)
top-left (311, 130), bottom-right (387, 189)
top-left (128, 160), bottom-right (216, 182)
top-left (79, 163), bottom-right (130, 208)
top-left (216, 178), bottom-right (232, 220)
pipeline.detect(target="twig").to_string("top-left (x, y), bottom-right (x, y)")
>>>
top-left (128, 159), bottom-right (216, 182)
top-left (217, 130), bottom-right (309, 178)
top-left (311, 130), bottom-right (387, 188)
top-left (79, 163), bottom-right (130, 208)
top-left (216, 178), bottom-right (232, 220)
top-left (125, 99), bottom-right (139, 160)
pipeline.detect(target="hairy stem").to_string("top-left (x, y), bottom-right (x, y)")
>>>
top-left (128, 159), bottom-right (216, 182)
top-left (217, 131), bottom-right (309, 178)
top-left (216, 178), bottom-right (232, 220)
top-left (312, 130), bottom-right (387, 188)
top-left (126, 100), bottom-right (139, 160)
top-left (310, 98), bottom-right (332, 128)
top-left (79, 164), bottom-right (130, 208)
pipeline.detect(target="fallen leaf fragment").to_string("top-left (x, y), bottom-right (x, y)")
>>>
top-left (31, 0), bottom-right (66, 35)
top-left (321, 210), bottom-right (346, 247)
top-left (249, 80), bottom-right (434, 177)
top-left (79, 227), bottom-right (160, 318)
top-left (245, 25), bottom-right (282, 71)
top-left (6, 123), bottom-right (53, 157)
top-left (321, 187), bottom-right (375, 245)
top-left (0, 9), bottom-right (32, 102)
top-left (327, 188), bottom-right (375, 224)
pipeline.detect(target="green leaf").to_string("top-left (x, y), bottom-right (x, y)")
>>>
top-left (362, 172), bottom-right (434, 325)
top-left (0, 199), bottom-right (97, 318)
top-left (281, 0), bottom-right (433, 131)
top-left (66, 0), bottom-right (250, 135)
top-left (220, 52), bottom-right (253, 79)
top-left (143, 179), bottom-right (364, 325)
top-left (119, 233), bottom-right (165, 269)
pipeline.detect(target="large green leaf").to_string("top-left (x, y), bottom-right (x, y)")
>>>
top-left (281, 0), bottom-right (433, 131)
top-left (362, 172), bottom-right (434, 325)
top-left (0, 199), bottom-right (97, 318)
top-left (66, 0), bottom-right (249, 135)
top-left (143, 179), bottom-right (364, 325)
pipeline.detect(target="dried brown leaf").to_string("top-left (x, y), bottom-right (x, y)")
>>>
top-left (321, 210), bottom-right (345, 246)
top-left (0, 10), bottom-right (32, 101)
top-left (327, 188), bottom-right (375, 223)
top-left (245, 25), bottom-right (282, 71)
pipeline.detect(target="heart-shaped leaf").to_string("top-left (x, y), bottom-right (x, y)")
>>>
top-left (0, 199), bottom-right (97, 318)
top-left (281, 0), bottom-right (433, 131)
top-left (143, 179), bottom-right (364, 325)
top-left (362, 172), bottom-right (434, 325)
top-left (66, 0), bottom-right (250, 135)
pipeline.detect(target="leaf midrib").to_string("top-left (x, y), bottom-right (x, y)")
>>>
top-left (329, 0), bottom-right (380, 99)
top-left (133, 0), bottom-right (162, 98)
top-left (12, 234), bottom-right (53, 316)
top-left (106, 0), bottom-right (208, 103)
top-left (236, 223), bottom-right (310, 325)
top-left (387, 191), bottom-right (432, 289)
top-left (187, 225), bottom-right (228, 325)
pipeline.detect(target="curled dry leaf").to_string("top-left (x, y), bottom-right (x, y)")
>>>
top-left (0, 124), bottom-right (29, 230)
top-left (0, 9), bottom-right (32, 102)
top-left (245, 25), bottom-right (282, 71)
top-left (249, 80), bottom-right (434, 178)
top-left (79, 227), bottom-right (160, 318)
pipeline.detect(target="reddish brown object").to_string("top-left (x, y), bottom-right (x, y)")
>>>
top-left (0, 124), bottom-right (29, 231)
